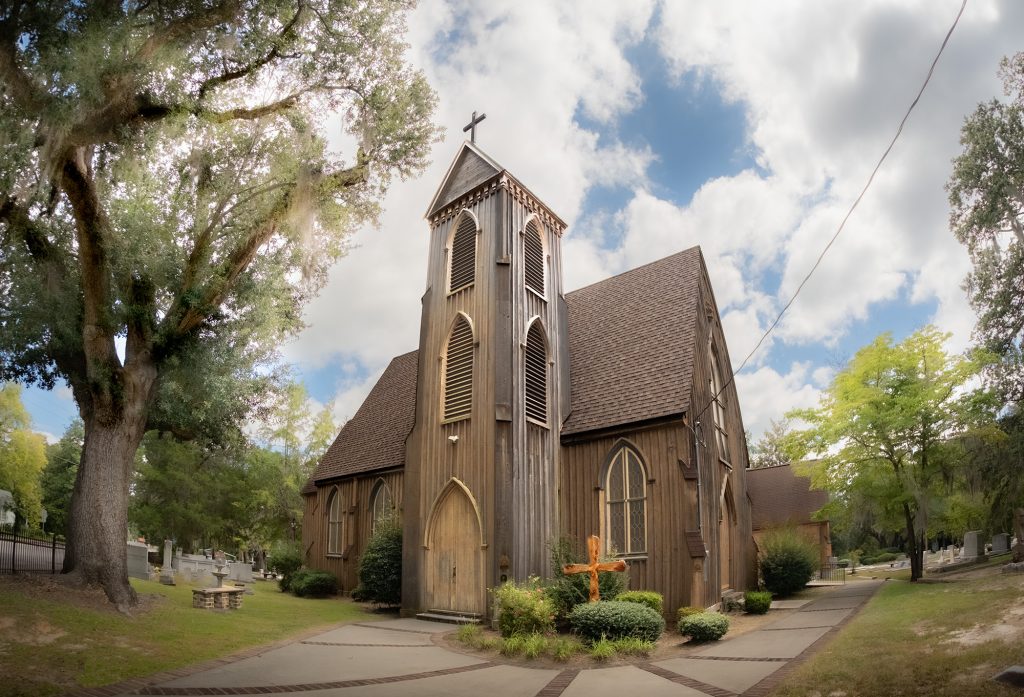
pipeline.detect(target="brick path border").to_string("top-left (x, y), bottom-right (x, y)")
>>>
top-left (535, 669), bottom-right (579, 697)
top-left (638, 662), bottom-right (738, 697)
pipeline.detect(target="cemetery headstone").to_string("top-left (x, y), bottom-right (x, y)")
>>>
top-left (126, 541), bottom-right (150, 580)
top-left (992, 533), bottom-right (1010, 554)
top-left (962, 530), bottom-right (983, 560)
top-left (160, 539), bottom-right (175, 585)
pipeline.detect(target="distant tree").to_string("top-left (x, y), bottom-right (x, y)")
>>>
top-left (0, 1), bottom-right (437, 608)
top-left (749, 419), bottom-right (793, 469)
top-left (788, 327), bottom-right (993, 582)
top-left (948, 53), bottom-right (1024, 404)
top-left (40, 419), bottom-right (83, 535)
top-left (0, 383), bottom-right (46, 528)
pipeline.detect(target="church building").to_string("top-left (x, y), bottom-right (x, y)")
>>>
top-left (302, 140), bottom-right (755, 620)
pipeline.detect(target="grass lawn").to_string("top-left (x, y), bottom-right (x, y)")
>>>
top-left (0, 576), bottom-right (372, 697)
top-left (771, 570), bottom-right (1024, 697)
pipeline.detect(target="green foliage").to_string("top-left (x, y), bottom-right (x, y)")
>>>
top-left (289, 569), bottom-right (338, 598)
top-left (589, 637), bottom-right (615, 661)
top-left (744, 591), bottom-right (773, 614)
top-left (356, 515), bottom-right (402, 605)
top-left (948, 53), bottom-right (1024, 404)
top-left (492, 577), bottom-right (556, 638)
top-left (0, 383), bottom-right (46, 527)
top-left (609, 637), bottom-right (656, 656)
top-left (546, 537), bottom-right (626, 618)
top-left (521, 632), bottom-right (547, 659)
top-left (861, 552), bottom-right (900, 566)
top-left (759, 527), bottom-right (818, 597)
top-left (787, 326), bottom-right (992, 581)
top-left (750, 418), bottom-right (794, 469)
top-left (679, 612), bottom-right (730, 642)
top-left (616, 590), bottom-right (663, 614)
top-left (500, 634), bottom-right (527, 657)
top-left (677, 605), bottom-right (703, 623)
top-left (550, 636), bottom-right (584, 662)
top-left (271, 544), bottom-right (303, 592)
top-left (40, 419), bottom-right (82, 535)
top-left (456, 624), bottom-right (482, 645)
top-left (568, 600), bottom-right (665, 643)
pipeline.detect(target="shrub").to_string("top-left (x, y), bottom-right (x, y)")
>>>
top-left (569, 600), bottom-right (665, 643)
top-left (744, 590), bottom-right (772, 615)
top-left (500, 634), bottom-right (526, 657)
top-left (677, 605), bottom-right (703, 623)
top-left (759, 527), bottom-right (818, 597)
top-left (456, 624), bottom-right (483, 646)
top-left (550, 636), bottom-right (584, 662)
top-left (271, 543), bottom-right (303, 592)
top-left (617, 590), bottom-right (664, 615)
top-left (492, 578), bottom-right (556, 638)
top-left (356, 515), bottom-right (402, 605)
top-left (546, 537), bottom-right (626, 618)
top-left (679, 612), bottom-right (730, 642)
top-left (290, 569), bottom-right (338, 597)
top-left (610, 637), bottom-right (655, 656)
top-left (522, 633), bottom-right (547, 659)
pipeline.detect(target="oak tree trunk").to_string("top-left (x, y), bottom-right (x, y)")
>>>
top-left (902, 502), bottom-right (923, 581)
top-left (1014, 508), bottom-right (1024, 563)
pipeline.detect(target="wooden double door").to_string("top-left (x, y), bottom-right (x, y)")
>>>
top-left (424, 482), bottom-right (483, 614)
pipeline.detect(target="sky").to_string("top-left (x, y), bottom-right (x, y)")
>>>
top-left (23, 0), bottom-right (1024, 445)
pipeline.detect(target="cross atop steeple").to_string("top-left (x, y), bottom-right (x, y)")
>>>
top-left (462, 110), bottom-right (487, 143)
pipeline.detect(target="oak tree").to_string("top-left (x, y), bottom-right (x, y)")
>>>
top-left (0, 0), bottom-right (437, 608)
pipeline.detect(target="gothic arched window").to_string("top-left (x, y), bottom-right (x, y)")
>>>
top-left (710, 346), bottom-right (731, 465)
top-left (524, 219), bottom-right (545, 297)
top-left (448, 212), bottom-right (477, 293)
top-left (524, 321), bottom-right (547, 424)
top-left (370, 479), bottom-right (394, 533)
top-left (443, 314), bottom-right (474, 421)
top-left (604, 445), bottom-right (647, 556)
top-left (326, 487), bottom-right (342, 556)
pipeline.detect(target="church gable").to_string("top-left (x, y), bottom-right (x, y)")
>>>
top-left (562, 247), bottom-right (703, 436)
top-left (425, 142), bottom-right (502, 219)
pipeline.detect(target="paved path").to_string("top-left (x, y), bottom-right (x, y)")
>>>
top-left (93, 581), bottom-right (882, 697)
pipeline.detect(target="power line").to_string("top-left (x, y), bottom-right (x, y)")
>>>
top-left (693, 0), bottom-right (968, 431)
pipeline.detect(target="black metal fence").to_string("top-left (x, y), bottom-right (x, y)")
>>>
top-left (0, 528), bottom-right (65, 574)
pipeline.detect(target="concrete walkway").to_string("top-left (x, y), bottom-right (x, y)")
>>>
top-left (99, 581), bottom-right (882, 697)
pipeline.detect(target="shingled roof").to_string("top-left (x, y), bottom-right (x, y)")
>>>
top-left (746, 464), bottom-right (829, 529)
top-left (309, 350), bottom-right (418, 486)
top-left (561, 247), bottom-right (702, 436)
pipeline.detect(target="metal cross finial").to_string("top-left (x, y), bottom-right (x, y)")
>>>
top-left (463, 110), bottom-right (486, 143)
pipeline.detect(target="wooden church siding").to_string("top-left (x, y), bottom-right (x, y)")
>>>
top-left (559, 421), bottom-right (696, 619)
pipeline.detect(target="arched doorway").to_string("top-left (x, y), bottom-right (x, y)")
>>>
top-left (719, 484), bottom-right (736, 592)
top-left (424, 480), bottom-right (483, 613)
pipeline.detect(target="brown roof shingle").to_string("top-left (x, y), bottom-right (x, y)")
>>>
top-left (310, 350), bottom-right (418, 484)
top-left (746, 464), bottom-right (829, 529)
top-left (562, 247), bottom-right (702, 435)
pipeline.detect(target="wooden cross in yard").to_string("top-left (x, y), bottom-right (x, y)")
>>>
top-left (562, 535), bottom-right (627, 602)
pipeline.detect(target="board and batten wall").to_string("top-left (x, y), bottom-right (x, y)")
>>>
top-left (302, 469), bottom-right (403, 592)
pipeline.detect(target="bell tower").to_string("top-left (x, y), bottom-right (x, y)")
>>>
top-left (402, 138), bottom-right (570, 618)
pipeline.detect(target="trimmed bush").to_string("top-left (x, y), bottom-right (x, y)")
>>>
top-left (492, 578), bottom-right (556, 638)
top-left (744, 590), bottom-right (772, 615)
top-left (290, 569), bottom-right (338, 597)
top-left (356, 515), bottom-right (402, 605)
top-left (271, 544), bottom-right (303, 592)
top-left (677, 605), bottom-right (703, 623)
top-left (568, 600), bottom-right (665, 643)
top-left (617, 590), bottom-right (664, 615)
top-left (759, 527), bottom-right (818, 597)
top-left (546, 537), bottom-right (626, 618)
top-left (679, 612), bottom-right (730, 642)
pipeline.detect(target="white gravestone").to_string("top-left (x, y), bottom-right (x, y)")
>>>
top-left (160, 539), bottom-right (175, 585)
top-left (962, 531), bottom-right (983, 560)
top-left (992, 533), bottom-right (1010, 554)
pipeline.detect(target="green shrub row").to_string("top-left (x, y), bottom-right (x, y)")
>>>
top-left (290, 569), bottom-right (338, 597)
top-left (568, 600), bottom-right (665, 642)
top-left (759, 527), bottom-right (818, 597)
top-left (616, 590), bottom-right (663, 614)
top-left (860, 552), bottom-right (900, 565)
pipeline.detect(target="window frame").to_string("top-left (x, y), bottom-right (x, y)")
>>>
top-left (524, 319), bottom-right (549, 427)
top-left (709, 345), bottom-right (731, 466)
top-left (370, 479), bottom-right (394, 534)
top-left (326, 486), bottom-right (342, 557)
top-left (441, 313), bottom-right (475, 424)
top-left (522, 218), bottom-right (547, 301)
top-left (446, 211), bottom-right (479, 295)
top-left (602, 444), bottom-right (648, 558)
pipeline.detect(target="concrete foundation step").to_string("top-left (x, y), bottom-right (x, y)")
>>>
top-left (416, 609), bottom-right (482, 625)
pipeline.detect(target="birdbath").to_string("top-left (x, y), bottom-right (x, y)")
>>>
top-left (211, 550), bottom-right (229, 588)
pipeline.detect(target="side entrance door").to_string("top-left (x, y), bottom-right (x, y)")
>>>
top-left (424, 483), bottom-right (482, 613)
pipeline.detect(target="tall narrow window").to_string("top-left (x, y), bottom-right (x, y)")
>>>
top-left (710, 347), bottom-right (731, 464)
top-left (524, 219), bottom-right (545, 297)
top-left (605, 445), bottom-right (647, 556)
top-left (370, 480), bottom-right (394, 533)
top-left (524, 321), bottom-right (547, 424)
top-left (443, 315), bottom-right (474, 420)
top-left (448, 213), bottom-right (477, 293)
top-left (326, 488), bottom-right (342, 555)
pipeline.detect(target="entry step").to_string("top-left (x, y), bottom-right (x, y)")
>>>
top-left (416, 609), bottom-right (482, 625)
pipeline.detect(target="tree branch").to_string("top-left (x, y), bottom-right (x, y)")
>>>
top-left (133, 1), bottom-right (241, 63)
top-left (0, 5), bottom-right (48, 114)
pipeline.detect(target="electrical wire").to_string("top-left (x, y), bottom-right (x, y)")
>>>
top-left (692, 0), bottom-right (968, 431)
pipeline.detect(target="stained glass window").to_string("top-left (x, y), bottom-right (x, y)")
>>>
top-left (604, 446), bottom-right (647, 556)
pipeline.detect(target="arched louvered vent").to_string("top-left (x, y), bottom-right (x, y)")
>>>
top-left (525, 322), bottom-right (547, 423)
top-left (449, 214), bottom-right (477, 292)
top-left (524, 220), bottom-right (545, 297)
top-left (444, 316), bottom-right (474, 420)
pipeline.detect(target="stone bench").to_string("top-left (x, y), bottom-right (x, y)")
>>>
top-left (192, 587), bottom-right (245, 610)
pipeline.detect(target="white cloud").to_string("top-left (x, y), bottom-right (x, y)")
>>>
top-left (735, 363), bottom-right (823, 440)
